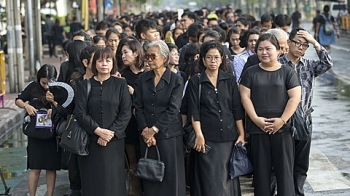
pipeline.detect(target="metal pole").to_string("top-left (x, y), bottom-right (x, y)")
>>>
top-left (25, 0), bottom-right (35, 82)
top-left (97, 0), bottom-right (104, 22)
top-left (34, 0), bottom-right (42, 76)
top-left (115, 0), bottom-right (120, 17)
top-left (5, 0), bottom-right (15, 93)
top-left (14, 0), bottom-right (24, 92)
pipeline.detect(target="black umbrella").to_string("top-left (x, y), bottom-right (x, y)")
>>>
top-left (48, 81), bottom-right (74, 108)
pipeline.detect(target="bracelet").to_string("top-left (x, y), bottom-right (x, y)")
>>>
top-left (280, 117), bottom-right (286, 125)
top-left (152, 126), bottom-right (159, 133)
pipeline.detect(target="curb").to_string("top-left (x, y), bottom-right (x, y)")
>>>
top-left (0, 108), bottom-right (24, 144)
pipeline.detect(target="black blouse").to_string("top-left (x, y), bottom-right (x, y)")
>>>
top-left (187, 70), bottom-right (245, 142)
top-left (240, 64), bottom-right (300, 134)
top-left (74, 77), bottom-right (132, 141)
top-left (16, 81), bottom-right (50, 110)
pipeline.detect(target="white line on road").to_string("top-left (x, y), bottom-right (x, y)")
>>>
top-left (308, 147), bottom-right (350, 191)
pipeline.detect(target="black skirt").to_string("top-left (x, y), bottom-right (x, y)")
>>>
top-left (192, 140), bottom-right (242, 196)
top-left (140, 135), bottom-right (186, 196)
top-left (78, 138), bottom-right (126, 196)
top-left (27, 137), bottom-right (61, 170)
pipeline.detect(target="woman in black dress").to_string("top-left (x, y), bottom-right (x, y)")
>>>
top-left (119, 39), bottom-right (144, 174)
top-left (134, 40), bottom-right (185, 196)
top-left (15, 64), bottom-right (61, 196)
top-left (74, 47), bottom-right (132, 196)
top-left (239, 34), bottom-right (301, 196)
top-left (187, 41), bottom-right (245, 196)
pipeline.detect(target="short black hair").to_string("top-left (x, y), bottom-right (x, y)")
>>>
top-left (289, 27), bottom-right (306, 40)
top-left (240, 29), bottom-right (260, 48)
top-left (181, 11), bottom-right (198, 22)
top-left (211, 25), bottom-right (226, 43)
top-left (134, 19), bottom-right (158, 40)
top-left (255, 33), bottom-right (280, 53)
top-left (261, 14), bottom-right (273, 23)
top-left (72, 30), bottom-right (90, 41)
top-left (187, 23), bottom-right (203, 38)
top-left (95, 20), bottom-right (109, 31)
top-left (274, 14), bottom-right (292, 27)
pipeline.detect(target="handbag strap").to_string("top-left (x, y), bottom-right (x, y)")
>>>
top-left (86, 79), bottom-right (91, 96)
top-left (144, 145), bottom-right (161, 162)
top-left (198, 74), bottom-right (201, 112)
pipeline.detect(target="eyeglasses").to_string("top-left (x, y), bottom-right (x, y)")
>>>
top-left (205, 56), bottom-right (221, 62)
top-left (290, 39), bottom-right (309, 49)
top-left (145, 54), bottom-right (159, 61)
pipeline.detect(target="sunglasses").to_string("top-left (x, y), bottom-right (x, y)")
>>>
top-left (145, 54), bottom-right (159, 61)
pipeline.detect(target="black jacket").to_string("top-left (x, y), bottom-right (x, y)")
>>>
top-left (134, 68), bottom-right (184, 139)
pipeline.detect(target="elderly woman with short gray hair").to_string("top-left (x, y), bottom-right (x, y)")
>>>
top-left (134, 40), bottom-right (186, 196)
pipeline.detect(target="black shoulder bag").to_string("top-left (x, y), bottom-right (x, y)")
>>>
top-left (59, 79), bottom-right (91, 156)
top-left (183, 74), bottom-right (201, 149)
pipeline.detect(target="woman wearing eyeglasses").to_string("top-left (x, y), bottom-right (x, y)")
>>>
top-left (134, 40), bottom-right (185, 196)
top-left (186, 41), bottom-right (245, 196)
top-left (240, 34), bottom-right (301, 196)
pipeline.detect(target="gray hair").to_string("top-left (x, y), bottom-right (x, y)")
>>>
top-left (147, 40), bottom-right (170, 66)
top-left (266, 28), bottom-right (288, 41)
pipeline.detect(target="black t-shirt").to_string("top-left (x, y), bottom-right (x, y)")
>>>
top-left (240, 64), bottom-right (300, 134)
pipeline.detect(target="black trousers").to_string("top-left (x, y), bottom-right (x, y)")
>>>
top-left (294, 135), bottom-right (312, 196)
top-left (251, 131), bottom-right (295, 196)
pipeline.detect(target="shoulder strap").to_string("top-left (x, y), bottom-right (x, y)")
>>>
top-left (86, 79), bottom-right (91, 96)
top-left (198, 74), bottom-right (201, 112)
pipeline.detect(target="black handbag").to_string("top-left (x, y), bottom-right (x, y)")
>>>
top-left (59, 114), bottom-right (90, 156)
top-left (183, 74), bottom-right (201, 149)
top-left (183, 122), bottom-right (196, 149)
top-left (22, 109), bottom-right (55, 140)
top-left (135, 145), bottom-right (165, 182)
top-left (229, 142), bottom-right (253, 179)
top-left (59, 79), bottom-right (91, 156)
top-left (291, 104), bottom-right (312, 140)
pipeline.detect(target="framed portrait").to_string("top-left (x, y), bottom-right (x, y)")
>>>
top-left (35, 111), bottom-right (53, 129)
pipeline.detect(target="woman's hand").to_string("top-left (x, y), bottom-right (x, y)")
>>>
top-left (46, 91), bottom-right (55, 103)
top-left (235, 135), bottom-right (245, 146)
top-left (95, 128), bottom-right (114, 142)
top-left (145, 137), bottom-right (156, 147)
top-left (141, 127), bottom-right (155, 144)
top-left (253, 117), bottom-right (273, 132)
top-left (127, 85), bottom-right (134, 95)
top-left (47, 109), bottom-right (52, 119)
top-left (264, 118), bottom-right (284, 134)
top-left (25, 104), bottom-right (37, 116)
top-left (194, 133), bottom-right (205, 153)
top-left (97, 137), bottom-right (108, 146)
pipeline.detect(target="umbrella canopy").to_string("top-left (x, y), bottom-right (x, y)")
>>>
top-left (48, 81), bottom-right (74, 108)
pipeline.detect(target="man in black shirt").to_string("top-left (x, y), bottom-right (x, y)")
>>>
top-left (176, 12), bottom-right (198, 49)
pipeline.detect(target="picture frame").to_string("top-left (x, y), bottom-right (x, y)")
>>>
top-left (35, 111), bottom-right (53, 129)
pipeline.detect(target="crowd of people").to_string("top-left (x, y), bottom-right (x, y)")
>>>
top-left (16, 4), bottom-right (336, 196)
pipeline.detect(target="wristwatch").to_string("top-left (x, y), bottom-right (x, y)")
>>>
top-left (314, 42), bottom-right (320, 49)
top-left (152, 126), bottom-right (159, 133)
